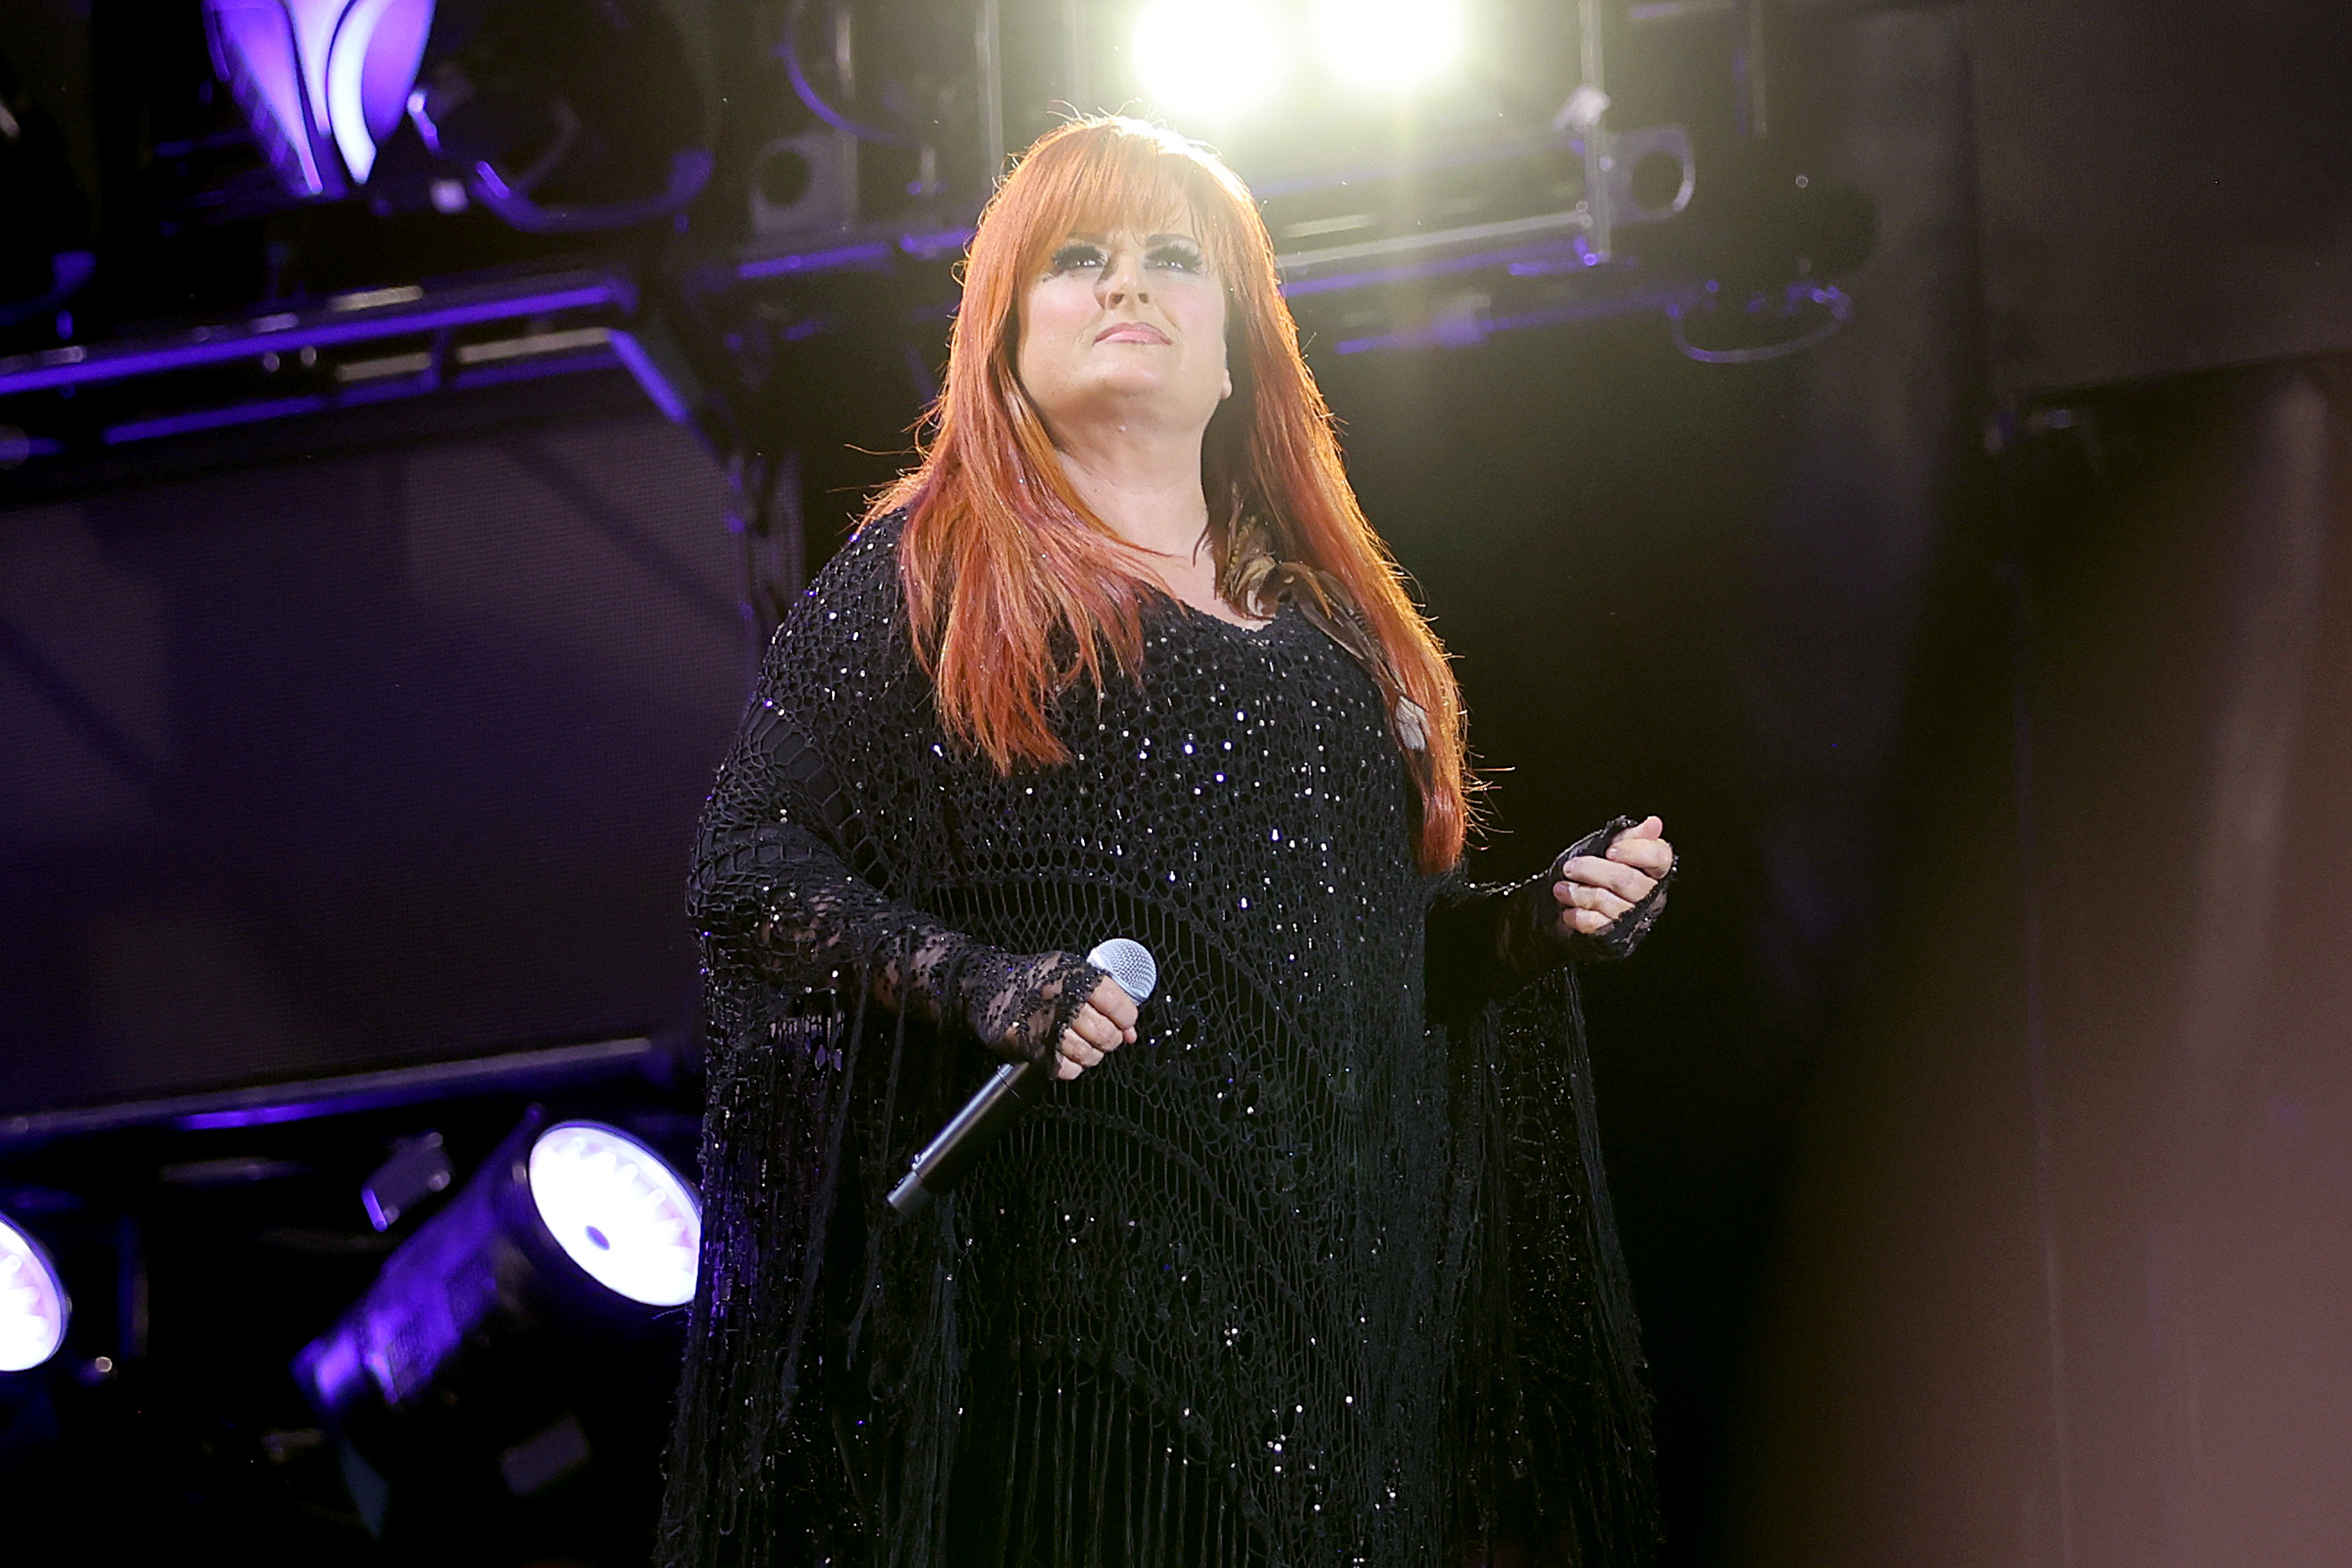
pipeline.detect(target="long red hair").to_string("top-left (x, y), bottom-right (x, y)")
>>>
top-left (869, 116), bottom-right (1474, 872)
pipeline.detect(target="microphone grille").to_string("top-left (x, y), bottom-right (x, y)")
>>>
top-left (1085, 938), bottom-right (1159, 1004)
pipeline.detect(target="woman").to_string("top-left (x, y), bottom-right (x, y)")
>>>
top-left (661, 116), bottom-right (1672, 1568)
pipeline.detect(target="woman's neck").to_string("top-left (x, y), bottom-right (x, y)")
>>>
top-left (1052, 424), bottom-right (1211, 559)
top-left (1047, 417), bottom-right (1264, 627)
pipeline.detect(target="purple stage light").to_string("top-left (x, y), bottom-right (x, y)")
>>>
top-left (204, 0), bottom-right (437, 196)
top-left (205, 0), bottom-right (338, 197)
top-left (204, 0), bottom-right (379, 198)
top-left (289, 1109), bottom-right (699, 1526)
top-left (0, 1213), bottom-right (69, 1373)
top-left (294, 1106), bottom-right (697, 1431)
top-left (736, 238), bottom-right (897, 282)
top-left (528, 1122), bottom-right (700, 1308)
top-left (202, 0), bottom-right (711, 229)
top-left (327, 0), bottom-right (438, 182)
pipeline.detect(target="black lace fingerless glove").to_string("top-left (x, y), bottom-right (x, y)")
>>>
top-left (954, 947), bottom-right (1105, 1068)
top-left (1493, 814), bottom-right (1676, 981)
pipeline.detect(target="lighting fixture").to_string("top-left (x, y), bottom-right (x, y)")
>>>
top-left (527, 1122), bottom-right (700, 1308)
top-left (1312, 0), bottom-right (1465, 91)
top-left (296, 1110), bottom-right (697, 1425)
top-left (0, 1212), bottom-right (69, 1374)
top-left (203, 0), bottom-right (713, 228)
top-left (1133, 0), bottom-right (1290, 123)
top-left (323, 0), bottom-right (437, 185)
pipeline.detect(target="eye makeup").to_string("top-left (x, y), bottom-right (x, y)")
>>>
top-left (1042, 234), bottom-right (1212, 279)
top-left (1146, 238), bottom-right (1207, 273)
top-left (1048, 240), bottom-right (1108, 275)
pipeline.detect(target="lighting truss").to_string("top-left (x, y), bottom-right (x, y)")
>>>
top-left (0, 0), bottom-right (1873, 488)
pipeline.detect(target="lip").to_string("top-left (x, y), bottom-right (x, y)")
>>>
top-left (1095, 321), bottom-right (1170, 345)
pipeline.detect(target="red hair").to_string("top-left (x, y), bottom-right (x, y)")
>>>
top-left (869, 116), bottom-right (1474, 872)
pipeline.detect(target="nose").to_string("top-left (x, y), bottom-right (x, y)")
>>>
top-left (1097, 246), bottom-right (1149, 306)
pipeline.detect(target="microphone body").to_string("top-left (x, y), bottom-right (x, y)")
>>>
top-left (886, 939), bottom-right (1156, 1219)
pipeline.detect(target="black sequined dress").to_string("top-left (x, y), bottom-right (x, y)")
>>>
top-left (660, 515), bottom-right (1664, 1568)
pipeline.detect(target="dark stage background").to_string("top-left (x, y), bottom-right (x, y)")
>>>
top-left (0, 414), bottom-right (741, 1112)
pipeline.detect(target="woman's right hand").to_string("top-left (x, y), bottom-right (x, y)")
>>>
top-left (1053, 974), bottom-right (1139, 1080)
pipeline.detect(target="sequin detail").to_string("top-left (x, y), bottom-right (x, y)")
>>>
top-left (661, 515), bottom-right (1660, 1568)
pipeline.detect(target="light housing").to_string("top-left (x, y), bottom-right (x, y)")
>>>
top-left (203, 0), bottom-right (713, 228)
top-left (0, 1211), bottom-right (69, 1374)
top-left (296, 1110), bottom-right (698, 1422)
top-left (291, 1108), bottom-right (699, 1540)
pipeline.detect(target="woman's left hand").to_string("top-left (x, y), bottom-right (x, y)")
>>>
top-left (1553, 815), bottom-right (1673, 938)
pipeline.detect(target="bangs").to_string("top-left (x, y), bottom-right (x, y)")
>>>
top-left (1003, 121), bottom-right (1253, 281)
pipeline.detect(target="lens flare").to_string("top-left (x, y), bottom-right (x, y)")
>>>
top-left (1313, 0), bottom-right (1465, 91)
top-left (1134, 0), bottom-right (1289, 121)
top-left (0, 1214), bottom-right (69, 1373)
top-left (527, 1122), bottom-right (701, 1307)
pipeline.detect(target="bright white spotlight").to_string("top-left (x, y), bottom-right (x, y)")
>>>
top-left (0, 1214), bottom-right (69, 1373)
top-left (1134, 0), bottom-right (1289, 121)
top-left (1313, 0), bottom-right (1464, 91)
top-left (527, 1122), bottom-right (701, 1308)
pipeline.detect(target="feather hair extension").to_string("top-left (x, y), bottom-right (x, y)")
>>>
top-left (1222, 513), bottom-right (1440, 800)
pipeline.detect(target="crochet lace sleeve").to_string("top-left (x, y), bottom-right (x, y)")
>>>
top-left (1426, 815), bottom-right (1674, 1014)
top-left (688, 683), bottom-right (1098, 1069)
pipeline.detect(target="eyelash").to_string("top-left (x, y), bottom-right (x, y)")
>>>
top-left (1047, 242), bottom-right (1208, 277)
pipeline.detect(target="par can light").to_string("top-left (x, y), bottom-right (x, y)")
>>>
top-left (0, 1212), bottom-right (69, 1374)
top-left (296, 1110), bottom-right (697, 1426)
top-left (291, 1111), bottom-right (697, 1543)
top-left (528, 1121), bottom-right (700, 1308)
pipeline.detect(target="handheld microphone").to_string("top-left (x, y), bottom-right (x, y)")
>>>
top-left (886, 938), bottom-right (1157, 1220)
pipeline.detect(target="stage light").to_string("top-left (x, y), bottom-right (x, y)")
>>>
top-left (323, 0), bottom-right (437, 185)
top-left (291, 1111), bottom-right (696, 1545)
top-left (0, 1212), bottom-right (69, 1374)
top-left (1312, 0), bottom-right (1464, 91)
top-left (296, 1112), bottom-right (698, 1423)
top-left (204, 0), bottom-right (338, 197)
top-left (1133, 0), bottom-right (1289, 122)
top-left (527, 1121), bottom-right (699, 1308)
top-left (204, 0), bottom-right (713, 227)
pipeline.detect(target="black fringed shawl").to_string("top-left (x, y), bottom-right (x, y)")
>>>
top-left (660, 515), bottom-right (1666, 1567)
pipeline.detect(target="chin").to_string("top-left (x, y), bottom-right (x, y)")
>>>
top-left (1079, 368), bottom-right (1186, 405)
top-left (1046, 368), bottom-right (1222, 428)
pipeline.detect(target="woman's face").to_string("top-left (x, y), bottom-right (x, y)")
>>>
top-left (1014, 223), bottom-right (1232, 441)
